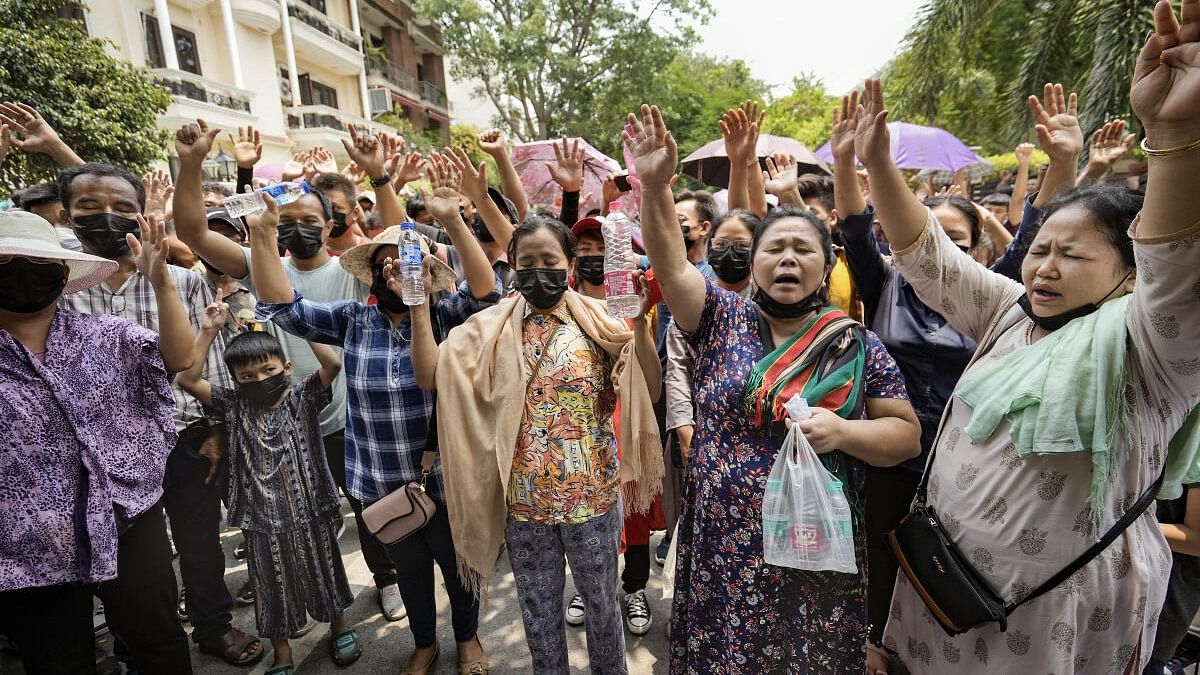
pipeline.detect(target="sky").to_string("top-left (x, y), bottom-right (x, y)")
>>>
top-left (698, 0), bottom-right (929, 96)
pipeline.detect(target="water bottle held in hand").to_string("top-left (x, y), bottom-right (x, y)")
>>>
top-left (222, 180), bottom-right (311, 218)
top-left (602, 202), bottom-right (639, 318)
top-left (399, 221), bottom-right (425, 306)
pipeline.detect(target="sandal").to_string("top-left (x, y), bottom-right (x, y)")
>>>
top-left (401, 641), bottom-right (440, 675)
top-left (265, 665), bottom-right (294, 675)
top-left (458, 637), bottom-right (489, 674)
top-left (198, 627), bottom-right (264, 666)
top-left (330, 628), bottom-right (362, 667)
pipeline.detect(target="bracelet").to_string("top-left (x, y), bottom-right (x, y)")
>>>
top-left (1140, 136), bottom-right (1200, 157)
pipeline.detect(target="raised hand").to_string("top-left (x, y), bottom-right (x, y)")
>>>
top-left (201, 288), bottom-right (231, 333)
top-left (175, 119), bottom-right (221, 167)
top-left (547, 137), bottom-right (585, 192)
top-left (310, 145), bottom-right (338, 175)
top-left (342, 161), bottom-right (366, 186)
top-left (625, 104), bottom-right (678, 188)
top-left (830, 92), bottom-right (860, 165)
top-left (1028, 83), bottom-right (1083, 163)
top-left (230, 126), bottom-right (261, 169)
top-left (129, 213), bottom-right (171, 287)
top-left (763, 154), bottom-right (799, 197)
top-left (142, 169), bottom-right (175, 223)
top-left (477, 128), bottom-right (509, 157)
top-left (852, 79), bottom-right (892, 169)
top-left (1088, 119), bottom-right (1136, 168)
top-left (424, 153), bottom-right (464, 223)
top-left (446, 146), bottom-right (488, 205)
top-left (1132, 0), bottom-right (1200, 148)
top-left (0, 124), bottom-right (9, 164)
top-left (0, 102), bottom-right (65, 156)
top-left (720, 104), bottom-right (761, 166)
top-left (602, 172), bottom-right (622, 209)
top-left (340, 126), bottom-right (386, 179)
top-left (392, 152), bottom-right (425, 188)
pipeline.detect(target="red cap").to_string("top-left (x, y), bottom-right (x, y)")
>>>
top-left (572, 216), bottom-right (604, 238)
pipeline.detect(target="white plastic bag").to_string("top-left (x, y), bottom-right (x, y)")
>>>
top-left (662, 522), bottom-right (680, 599)
top-left (762, 396), bottom-right (857, 573)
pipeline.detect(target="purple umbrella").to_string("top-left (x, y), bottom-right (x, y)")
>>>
top-left (682, 134), bottom-right (828, 189)
top-left (815, 122), bottom-right (986, 172)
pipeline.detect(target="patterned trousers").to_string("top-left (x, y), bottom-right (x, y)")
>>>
top-left (505, 506), bottom-right (627, 675)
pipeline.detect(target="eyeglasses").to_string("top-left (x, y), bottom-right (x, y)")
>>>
top-left (710, 239), bottom-right (751, 253)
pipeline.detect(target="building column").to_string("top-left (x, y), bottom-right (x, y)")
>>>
top-left (348, 0), bottom-right (371, 119)
top-left (153, 0), bottom-right (179, 70)
top-left (218, 0), bottom-right (244, 88)
top-left (278, 0), bottom-right (302, 108)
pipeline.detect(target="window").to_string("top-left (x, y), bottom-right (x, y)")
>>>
top-left (300, 0), bottom-right (327, 12)
top-left (297, 74), bottom-right (339, 109)
top-left (143, 14), bottom-right (201, 75)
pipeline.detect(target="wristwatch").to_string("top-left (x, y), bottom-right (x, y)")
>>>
top-left (369, 173), bottom-right (392, 188)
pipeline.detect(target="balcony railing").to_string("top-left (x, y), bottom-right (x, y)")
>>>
top-left (368, 61), bottom-right (417, 93)
top-left (285, 104), bottom-right (392, 136)
top-left (153, 68), bottom-right (252, 114)
top-left (287, 0), bottom-right (361, 50)
top-left (419, 81), bottom-right (446, 107)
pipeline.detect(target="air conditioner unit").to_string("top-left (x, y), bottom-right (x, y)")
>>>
top-left (368, 88), bottom-right (391, 116)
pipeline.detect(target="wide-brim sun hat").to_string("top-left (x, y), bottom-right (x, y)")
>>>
top-left (0, 210), bottom-right (116, 294)
top-left (339, 225), bottom-right (457, 294)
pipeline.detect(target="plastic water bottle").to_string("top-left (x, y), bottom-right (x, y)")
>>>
top-left (222, 180), bottom-right (311, 218)
top-left (601, 202), bottom-right (639, 318)
top-left (399, 221), bottom-right (425, 306)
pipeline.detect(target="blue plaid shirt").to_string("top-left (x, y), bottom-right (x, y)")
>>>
top-left (258, 281), bottom-right (500, 503)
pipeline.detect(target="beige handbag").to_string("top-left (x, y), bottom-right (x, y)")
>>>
top-left (362, 451), bottom-right (437, 545)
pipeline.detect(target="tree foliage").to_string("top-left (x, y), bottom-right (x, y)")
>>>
top-left (0, 0), bottom-right (171, 192)
top-left (761, 73), bottom-right (839, 149)
top-left (883, 0), bottom-right (1154, 154)
top-left (417, 0), bottom-right (710, 157)
top-left (650, 52), bottom-right (768, 158)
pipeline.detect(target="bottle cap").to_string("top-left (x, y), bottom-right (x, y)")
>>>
top-left (400, 220), bottom-right (415, 229)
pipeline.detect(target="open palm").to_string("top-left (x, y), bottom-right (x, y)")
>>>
top-left (830, 92), bottom-right (860, 165)
top-left (625, 105), bottom-right (677, 187)
top-left (1029, 84), bottom-right (1082, 162)
top-left (1132, 1), bottom-right (1200, 146)
top-left (852, 80), bottom-right (891, 168)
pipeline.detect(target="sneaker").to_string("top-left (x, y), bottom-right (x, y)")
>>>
top-left (233, 539), bottom-right (247, 561)
top-left (176, 589), bottom-right (188, 623)
top-left (236, 581), bottom-right (255, 607)
top-left (565, 593), bottom-right (586, 626)
top-left (94, 602), bottom-right (109, 637)
top-left (379, 583), bottom-right (407, 621)
top-left (655, 535), bottom-right (671, 567)
top-left (623, 590), bottom-right (652, 636)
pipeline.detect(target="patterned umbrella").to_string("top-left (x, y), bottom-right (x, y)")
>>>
top-left (814, 121), bottom-right (987, 174)
top-left (511, 139), bottom-right (626, 217)
top-left (681, 134), bottom-right (828, 189)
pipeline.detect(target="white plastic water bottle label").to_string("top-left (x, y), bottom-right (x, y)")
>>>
top-left (784, 395), bottom-right (811, 421)
top-left (604, 270), bottom-right (636, 296)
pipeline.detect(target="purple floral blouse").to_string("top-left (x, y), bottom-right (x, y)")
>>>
top-left (0, 309), bottom-right (177, 591)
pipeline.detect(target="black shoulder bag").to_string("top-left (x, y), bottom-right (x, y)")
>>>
top-left (888, 439), bottom-right (1162, 636)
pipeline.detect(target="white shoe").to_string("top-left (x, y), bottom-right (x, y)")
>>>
top-left (379, 583), bottom-right (407, 621)
top-left (565, 593), bottom-right (586, 626)
top-left (623, 590), bottom-right (652, 636)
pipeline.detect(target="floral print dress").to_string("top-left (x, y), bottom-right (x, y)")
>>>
top-left (669, 281), bottom-right (910, 674)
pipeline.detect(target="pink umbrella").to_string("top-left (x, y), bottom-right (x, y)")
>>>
top-left (512, 139), bottom-right (627, 218)
top-left (682, 134), bottom-right (828, 189)
top-left (253, 163), bottom-right (285, 181)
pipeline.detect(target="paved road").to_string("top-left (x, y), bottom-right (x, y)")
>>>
top-left (2, 502), bottom-right (673, 674)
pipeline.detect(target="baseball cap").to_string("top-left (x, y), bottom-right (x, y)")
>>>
top-left (206, 208), bottom-right (248, 241)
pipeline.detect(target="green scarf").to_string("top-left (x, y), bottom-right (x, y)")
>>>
top-left (956, 294), bottom-right (1200, 526)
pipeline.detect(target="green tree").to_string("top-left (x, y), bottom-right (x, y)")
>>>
top-left (651, 52), bottom-right (768, 157)
top-left (375, 110), bottom-right (441, 153)
top-left (760, 73), bottom-right (839, 149)
top-left (884, 0), bottom-right (1154, 152)
top-left (0, 0), bottom-right (171, 192)
top-left (449, 122), bottom-right (500, 187)
top-left (416, 0), bottom-right (709, 154)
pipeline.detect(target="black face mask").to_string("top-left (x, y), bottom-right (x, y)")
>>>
top-left (516, 268), bottom-right (568, 309)
top-left (237, 371), bottom-right (290, 408)
top-left (73, 213), bottom-right (140, 259)
top-left (370, 268), bottom-right (408, 313)
top-left (276, 222), bottom-right (325, 259)
top-left (708, 246), bottom-right (751, 284)
top-left (329, 211), bottom-right (350, 238)
top-left (1018, 272), bottom-right (1132, 332)
top-left (682, 231), bottom-right (698, 251)
top-left (752, 286), bottom-right (826, 320)
top-left (0, 259), bottom-right (67, 313)
top-left (575, 255), bottom-right (606, 286)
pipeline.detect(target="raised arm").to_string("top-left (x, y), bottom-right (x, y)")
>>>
top-left (1028, 84), bottom-right (1084, 209)
top-left (231, 125), bottom-right (261, 197)
top-left (173, 120), bottom-right (250, 278)
top-left (722, 103), bottom-right (764, 217)
top-left (853, 80), bottom-right (929, 252)
top-left (0, 102), bottom-right (83, 167)
top-left (341, 125), bottom-right (404, 231)
top-left (628, 105), bottom-right (706, 333)
top-left (763, 154), bottom-right (804, 208)
top-left (177, 289), bottom-right (229, 408)
top-left (832, 93), bottom-right (866, 218)
top-left (1008, 143), bottom-right (1034, 226)
top-left (247, 193), bottom-right (293, 303)
top-left (437, 150), bottom-right (497, 299)
top-left (1077, 120), bottom-right (1135, 187)
top-left (448, 144), bottom-right (515, 252)
top-left (1131, 0), bottom-right (1200, 239)
top-left (478, 129), bottom-right (528, 222)
top-left (547, 137), bottom-right (584, 225)
top-left (309, 340), bottom-right (342, 388)
top-left (831, 93), bottom-right (889, 317)
top-left (131, 214), bottom-right (193, 374)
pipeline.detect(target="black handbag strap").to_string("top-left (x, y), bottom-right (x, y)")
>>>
top-left (1004, 471), bottom-right (1163, 613)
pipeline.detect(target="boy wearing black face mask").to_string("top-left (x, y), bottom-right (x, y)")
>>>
top-left (177, 306), bottom-right (362, 671)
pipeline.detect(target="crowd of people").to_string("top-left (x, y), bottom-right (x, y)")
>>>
top-left (2, 3), bottom-right (1200, 674)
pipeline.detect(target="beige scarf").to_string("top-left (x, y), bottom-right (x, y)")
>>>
top-left (435, 290), bottom-right (663, 595)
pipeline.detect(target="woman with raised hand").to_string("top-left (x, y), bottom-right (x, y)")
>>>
top-left (858, 2), bottom-right (1200, 669)
top-left (628, 104), bottom-right (921, 673)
